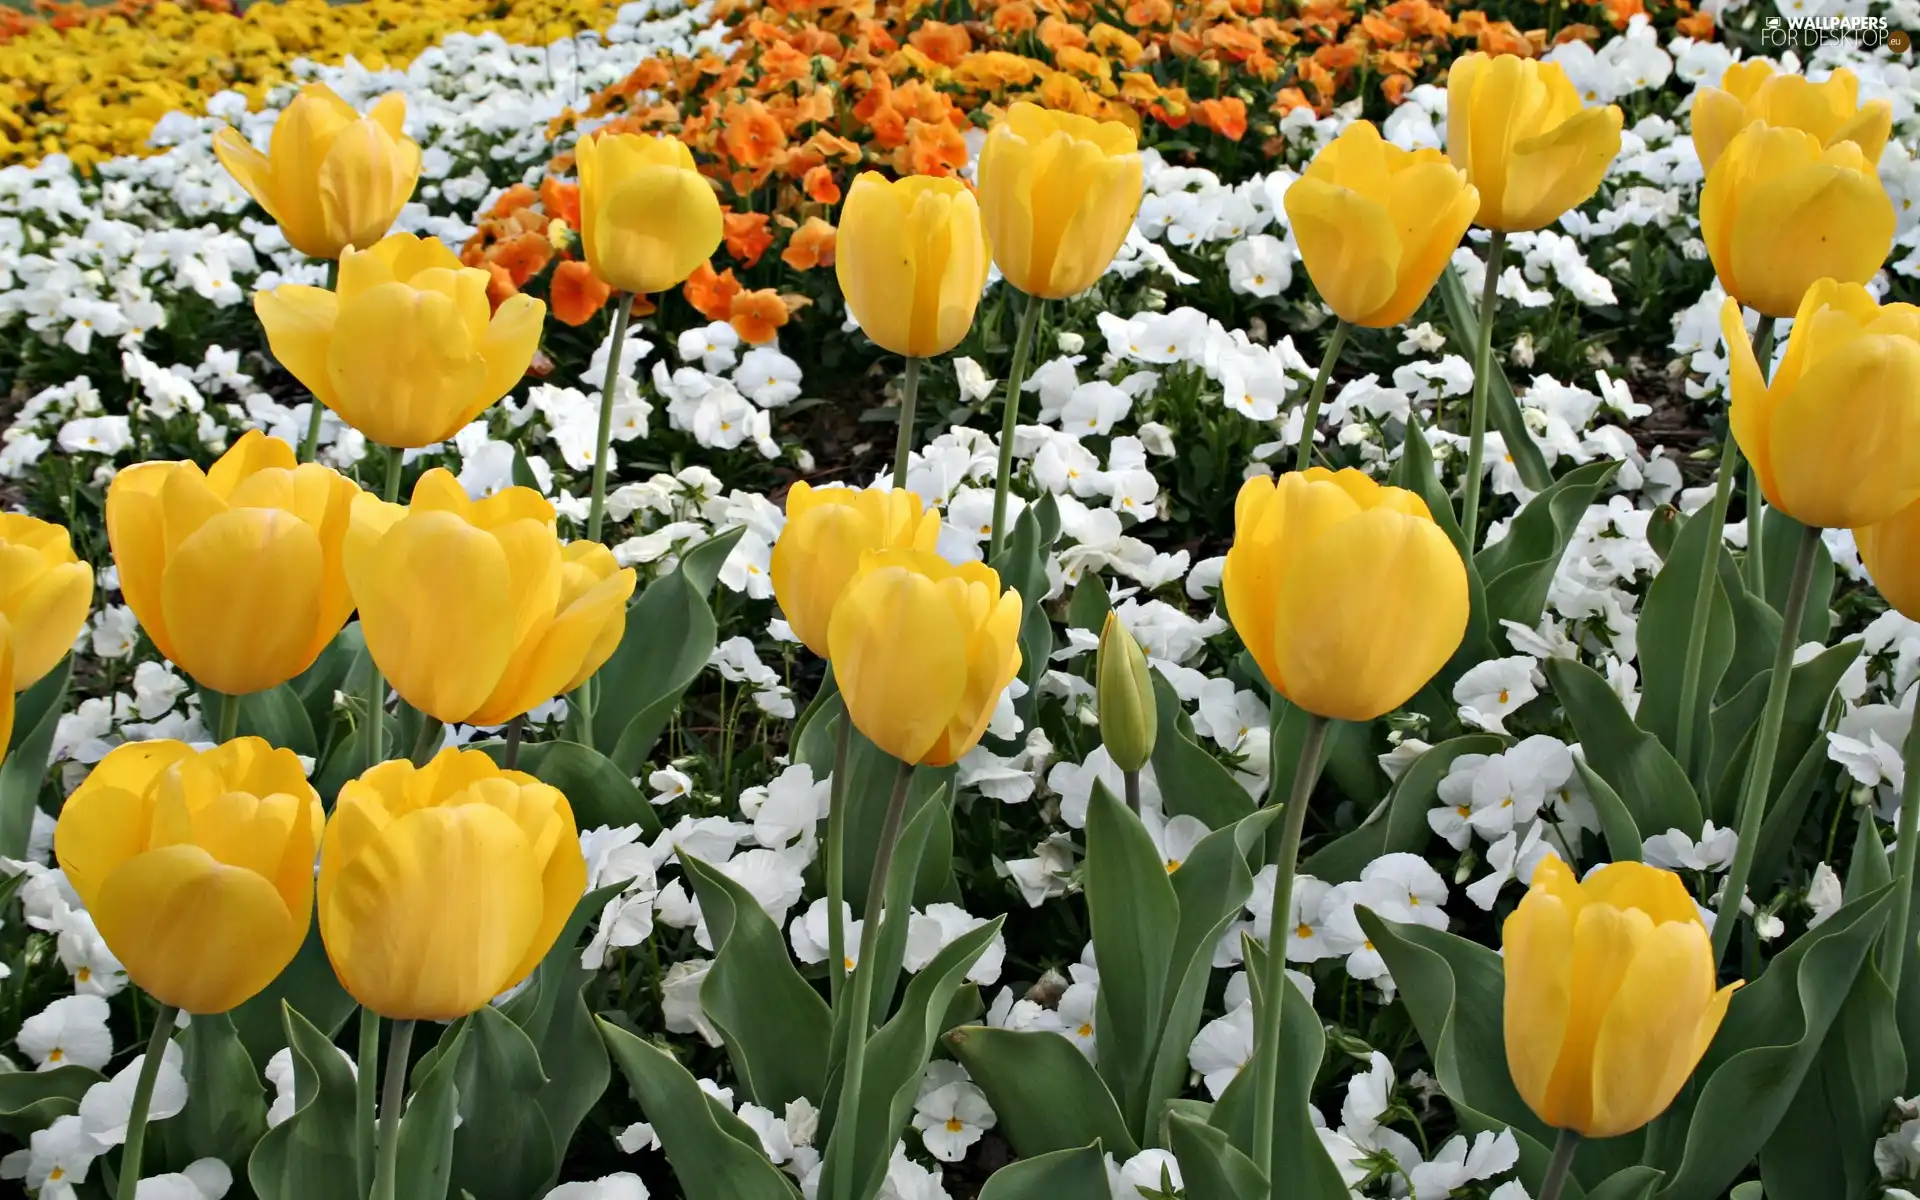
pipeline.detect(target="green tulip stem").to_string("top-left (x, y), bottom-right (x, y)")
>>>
top-left (412, 711), bottom-right (445, 767)
top-left (355, 1009), bottom-right (380, 1196)
top-left (297, 258), bottom-right (340, 463)
top-left (371, 1018), bottom-right (416, 1200)
top-left (360, 445), bottom-right (404, 771)
top-left (1123, 767), bottom-right (1142, 817)
top-left (1711, 522), bottom-right (1822, 967)
top-left (1250, 713), bottom-right (1328, 1180)
top-left (988, 292), bottom-right (1046, 562)
top-left (828, 758), bottom-right (913, 1200)
top-left (826, 715), bottom-right (851, 1006)
top-left (113, 1003), bottom-right (177, 1200)
top-left (1459, 230), bottom-right (1507, 551)
top-left (216, 691), bottom-right (241, 742)
top-left (1538, 1128), bottom-right (1583, 1200)
top-left (1293, 319), bottom-right (1351, 474)
top-left (586, 291), bottom-right (636, 544)
top-left (1745, 463), bottom-right (1766, 591)
top-left (1674, 314), bottom-right (1774, 781)
top-left (892, 356), bottom-right (922, 491)
top-left (1883, 703), bottom-right (1920, 991)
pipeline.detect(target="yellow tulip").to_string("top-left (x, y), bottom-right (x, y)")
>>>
top-left (213, 83), bottom-right (421, 260)
top-left (1503, 858), bottom-right (1740, 1138)
top-left (1283, 120), bottom-right (1479, 329)
top-left (0, 514), bottom-right (92, 690)
top-left (976, 102), bottom-right (1143, 299)
top-left (1692, 62), bottom-right (1891, 174)
top-left (319, 747), bottom-right (586, 1020)
top-left (1700, 122), bottom-right (1894, 319)
top-left (1223, 468), bottom-right (1466, 722)
top-left (54, 738), bottom-right (323, 1014)
top-left (106, 430), bottom-right (362, 696)
top-left (576, 131), bottom-right (724, 295)
top-left (254, 232), bottom-right (546, 450)
top-left (836, 173), bottom-right (992, 358)
top-left (1445, 53), bottom-right (1623, 233)
top-left (770, 482), bottom-right (942, 658)
top-left (346, 469), bottom-right (636, 725)
top-left (1857, 498), bottom-right (1920, 620)
top-left (1720, 278), bottom-right (1920, 529)
top-left (827, 549), bottom-right (1022, 767)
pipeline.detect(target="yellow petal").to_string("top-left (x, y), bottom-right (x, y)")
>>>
top-left (1586, 919), bottom-right (1717, 1137)
top-left (1284, 176), bottom-right (1400, 327)
top-left (1857, 496), bottom-right (1920, 621)
top-left (1768, 330), bottom-right (1920, 528)
top-left (1541, 901), bottom-right (1655, 1135)
top-left (55, 741), bottom-right (197, 908)
top-left (828, 563), bottom-right (969, 765)
top-left (1502, 885), bottom-right (1575, 1127)
top-left (475, 295), bottom-right (546, 421)
top-left (326, 281), bottom-right (489, 448)
top-left (1721, 298), bottom-right (1773, 503)
top-left (318, 117), bottom-right (415, 254)
top-left (161, 508), bottom-right (326, 695)
top-left (586, 163), bottom-right (724, 295)
top-left (1688, 87), bottom-right (1749, 175)
top-left (1724, 156), bottom-right (1895, 319)
top-left (212, 127), bottom-right (279, 223)
top-left (254, 286), bottom-right (342, 412)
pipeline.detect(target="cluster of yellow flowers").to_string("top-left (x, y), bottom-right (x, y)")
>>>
top-left (0, 0), bottom-right (625, 169)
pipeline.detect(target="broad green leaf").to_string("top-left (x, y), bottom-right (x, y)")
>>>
top-left (396, 1022), bottom-right (470, 1200)
top-left (248, 1004), bottom-right (362, 1200)
top-left (1707, 642), bottom-right (1859, 834)
top-left (990, 501), bottom-right (1058, 727)
top-left (1588, 1167), bottom-right (1665, 1200)
top-left (0, 655), bottom-right (67, 858)
top-left (1149, 671), bottom-right (1254, 828)
top-left (0, 1064), bottom-right (101, 1140)
top-left (196, 681), bottom-right (319, 759)
top-left (291, 625), bottom-right (362, 747)
top-left (863, 787), bottom-right (951, 1027)
top-left (1637, 505), bottom-right (1737, 778)
top-left (680, 853), bottom-right (831, 1108)
top-left (446, 1007), bottom-right (557, 1200)
top-left (521, 884), bottom-right (623, 1161)
top-left (599, 1020), bottom-right (801, 1200)
top-left (1086, 779), bottom-right (1178, 1133)
top-left (1730, 1185), bottom-right (1764, 1200)
top-left (945, 1027), bottom-right (1137, 1160)
top-left (1476, 460), bottom-right (1619, 634)
top-left (232, 917), bottom-right (355, 1070)
top-left (1647, 505), bottom-right (1681, 562)
top-left (1167, 1111), bottom-right (1268, 1200)
top-left (1846, 808), bottom-right (1891, 900)
top-left (977, 1143), bottom-right (1112, 1200)
top-left (1717, 553), bottom-right (1781, 702)
top-left (1303, 735), bottom-right (1504, 882)
top-left (163, 1011), bottom-right (268, 1172)
top-left (796, 706), bottom-right (955, 909)
top-left (1758, 962), bottom-right (1902, 1200)
top-left (1759, 510), bottom-right (1834, 643)
top-left (1575, 760), bottom-right (1643, 863)
top-left (481, 739), bottom-right (661, 836)
top-left (1543, 658), bottom-right (1701, 838)
top-left (1435, 265), bottom-right (1553, 492)
top-left (1653, 884), bottom-right (1894, 1199)
top-left (1392, 413), bottom-right (1494, 697)
top-left (591, 526), bottom-right (744, 774)
top-left (1067, 575), bottom-right (1112, 633)
top-left (1750, 739), bottom-right (1833, 904)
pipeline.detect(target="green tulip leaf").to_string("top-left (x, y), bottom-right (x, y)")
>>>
top-left (1149, 670), bottom-right (1254, 828)
top-left (1716, 552), bottom-right (1782, 702)
top-left (861, 785), bottom-right (951, 1028)
top-left (1392, 412), bottom-right (1494, 698)
top-left (248, 1004), bottom-right (363, 1200)
top-left (0, 1064), bottom-right (102, 1140)
top-left (599, 1020), bottom-right (801, 1200)
top-left (1435, 264), bottom-right (1553, 493)
top-left (396, 1021), bottom-right (470, 1200)
top-left (1575, 759), bottom-right (1643, 864)
top-left (444, 1006), bottom-right (557, 1200)
top-left (164, 1010), bottom-right (268, 1173)
top-left (1167, 1110), bottom-right (1268, 1200)
top-left (196, 682), bottom-right (318, 759)
top-left (1068, 574), bottom-right (1113, 633)
top-left (1758, 510), bottom-right (1834, 642)
top-left (519, 883), bottom-right (623, 1164)
top-left (1303, 734), bottom-right (1505, 883)
top-left (1646, 505), bottom-right (1681, 562)
top-left (481, 739), bottom-right (661, 836)
top-left (944, 1027), bottom-right (1137, 1160)
top-left (1543, 657), bottom-right (1701, 838)
top-left (1707, 641), bottom-right (1860, 834)
top-left (1586, 1166), bottom-right (1665, 1200)
top-left (291, 625), bottom-right (363, 747)
top-left (1749, 738), bottom-right (1837, 903)
top-left (1476, 459), bottom-right (1620, 635)
top-left (1637, 503), bottom-right (1738, 779)
top-left (796, 707), bottom-right (955, 910)
top-left (232, 916), bottom-right (356, 1070)
top-left (989, 499), bottom-right (1058, 727)
top-left (977, 1143), bottom-right (1112, 1200)
top-left (0, 654), bottom-right (68, 859)
top-left (1730, 1184), bottom-right (1765, 1200)
top-left (1085, 777), bottom-right (1178, 1132)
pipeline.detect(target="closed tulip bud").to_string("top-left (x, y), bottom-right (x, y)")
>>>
top-left (1096, 612), bottom-right (1155, 772)
top-left (1857, 498), bottom-right (1920, 620)
top-left (1224, 468), bottom-right (1467, 722)
top-left (577, 131), bottom-right (724, 295)
top-left (770, 482), bottom-right (942, 658)
top-left (255, 233), bottom-right (546, 449)
top-left (836, 173), bottom-right (992, 358)
top-left (1284, 120), bottom-right (1479, 329)
top-left (55, 738), bottom-right (324, 1014)
top-left (828, 549), bottom-right (1022, 767)
top-left (213, 84), bottom-right (421, 260)
top-left (347, 469), bottom-right (637, 725)
top-left (1692, 62), bottom-right (1891, 175)
top-left (0, 514), bottom-right (93, 690)
top-left (319, 747), bottom-right (587, 1020)
top-left (106, 430), bottom-right (362, 696)
top-left (1445, 54), bottom-right (1622, 233)
top-left (1701, 122), bottom-right (1894, 319)
top-left (977, 103), bottom-right (1143, 299)
top-left (1504, 858), bottom-right (1739, 1138)
top-left (1721, 279), bottom-right (1920, 529)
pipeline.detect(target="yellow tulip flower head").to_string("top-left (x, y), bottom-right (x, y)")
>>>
top-left (1692, 62), bottom-right (1891, 175)
top-left (836, 173), bottom-right (992, 358)
top-left (1283, 120), bottom-right (1480, 329)
top-left (770, 482), bottom-right (943, 658)
top-left (319, 748), bottom-right (587, 1021)
top-left (254, 232), bottom-right (546, 450)
top-left (346, 469), bottom-right (637, 726)
top-left (213, 84), bottom-right (421, 260)
top-left (1700, 122), bottom-right (1894, 319)
top-left (827, 549), bottom-right (1023, 767)
top-left (106, 430), bottom-right (362, 696)
top-left (55, 738), bottom-right (324, 1014)
top-left (1445, 54), bottom-right (1623, 233)
top-left (576, 130), bottom-right (725, 295)
top-left (0, 514), bottom-right (92, 690)
top-left (1857, 498), bottom-right (1920, 621)
top-left (1223, 468), bottom-right (1467, 722)
top-left (1503, 858), bottom-right (1740, 1138)
top-left (1720, 279), bottom-right (1920, 529)
top-left (977, 102), bottom-right (1144, 299)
